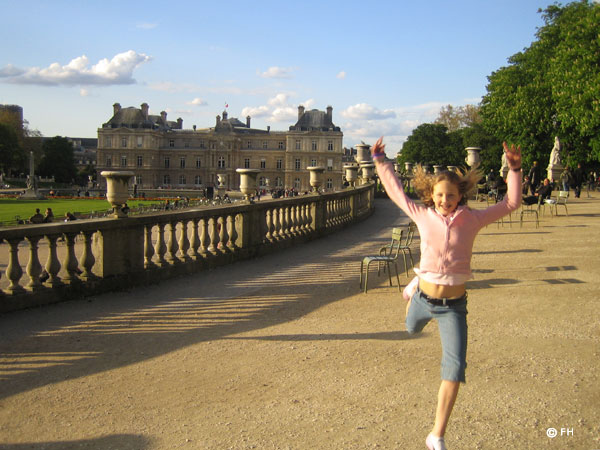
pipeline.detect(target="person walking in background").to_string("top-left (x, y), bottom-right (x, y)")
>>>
top-left (573, 162), bottom-right (585, 198)
top-left (528, 161), bottom-right (541, 195)
top-left (371, 137), bottom-right (522, 450)
top-left (559, 168), bottom-right (572, 192)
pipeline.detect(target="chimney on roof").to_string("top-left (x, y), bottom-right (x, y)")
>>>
top-left (177, 118), bottom-right (183, 129)
top-left (141, 103), bottom-right (149, 120)
top-left (216, 115), bottom-right (221, 126)
top-left (193, 125), bottom-right (197, 131)
top-left (326, 105), bottom-right (333, 122)
top-left (160, 111), bottom-right (167, 122)
top-left (246, 115), bottom-right (251, 128)
top-left (113, 103), bottom-right (121, 116)
top-left (222, 110), bottom-right (228, 121)
top-left (267, 126), bottom-right (270, 132)
top-left (298, 105), bottom-right (305, 120)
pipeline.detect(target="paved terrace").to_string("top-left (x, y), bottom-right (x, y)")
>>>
top-left (0, 195), bottom-right (598, 449)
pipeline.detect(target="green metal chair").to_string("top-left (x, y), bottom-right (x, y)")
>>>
top-left (360, 228), bottom-right (403, 293)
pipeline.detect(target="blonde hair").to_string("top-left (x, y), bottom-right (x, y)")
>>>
top-left (412, 165), bottom-right (482, 208)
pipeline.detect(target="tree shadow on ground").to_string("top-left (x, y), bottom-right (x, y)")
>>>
top-left (0, 434), bottom-right (152, 449)
top-left (225, 330), bottom-right (416, 342)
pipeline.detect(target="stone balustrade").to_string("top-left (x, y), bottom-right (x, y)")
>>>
top-left (0, 184), bottom-right (374, 313)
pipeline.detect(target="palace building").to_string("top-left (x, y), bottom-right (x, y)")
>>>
top-left (95, 103), bottom-right (344, 192)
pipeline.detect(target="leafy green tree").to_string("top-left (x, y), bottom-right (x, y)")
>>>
top-left (0, 112), bottom-right (27, 175)
top-left (398, 123), bottom-right (459, 167)
top-left (435, 104), bottom-right (482, 132)
top-left (37, 136), bottom-right (77, 183)
top-left (481, 0), bottom-right (600, 168)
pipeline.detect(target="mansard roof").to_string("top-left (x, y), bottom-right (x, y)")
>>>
top-left (290, 108), bottom-right (341, 132)
top-left (102, 104), bottom-right (181, 130)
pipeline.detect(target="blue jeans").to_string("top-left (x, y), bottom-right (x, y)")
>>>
top-left (406, 289), bottom-right (468, 382)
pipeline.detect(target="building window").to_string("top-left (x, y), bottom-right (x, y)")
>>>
top-left (179, 175), bottom-right (186, 185)
top-left (244, 158), bottom-right (250, 169)
top-left (135, 175), bottom-right (142, 186)
top-left (218, 156), bottom-right (226, 169)
top-left (262, 141), bottom-right (268, 149)
top-left (327, 158), bottom-right (333, 171)
top-left (210, 142), bottom-right (216, 150)
top-left (169, 139), bottom-right (175, 148)
top-left (326, 178), bottom-right (333, 189)
top-left (294, 178), bottom-right (300, 189)
top-left (260, 159), bottom-right (266, 169)
top-left (137, 155), bottom-right (143, 167)
top-left (275, 176), bottom-right (282, 187)
top-left (311, 159), bottom-right (317, 167)
top-left (196, 157), bottom-right (202, 168)
top-left (200, 140), bottom-right (206, 149)
top-left (105, 137), bottom-right (112, 147)
top-left (277, 159), bottom-right (283, 170)
top-left (163, 174), bottom-right (170, 185)
top-left (184, 141), bottom-right (189, 148)
top-left (121, 138), bottom-right (128, 148)
top-left (312, 140), bottom-right (317, 151)
top-left (295, 140), bottom-right (301, 150)
top-left (164, 157), bottom-right (170, 169)
top-left (328, 140), bottom-right (334, 151)
top-left (247, 141), bottom-right (252, 149)
top-left (259, 176), bottom-right (266, 187)
top-left (106, 157), bottom-right (112, 167)
top-left (137, 136), bottom-right (143, 148)
top-left (180, 157), bottom-right (186, 169)
top-left (278, 141), bottom-right (284, 149)
top-left (295, 158), bottom-right (301, 171)
top-left (121, 156), bottom-right (127, 167)
top-left (194, 175), bottom-right (202, 185)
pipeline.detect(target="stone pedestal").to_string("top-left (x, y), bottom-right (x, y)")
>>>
top-left (547, 164), bottom-right (564, 182)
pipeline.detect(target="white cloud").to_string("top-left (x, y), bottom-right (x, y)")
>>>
top-left (341, 103), bottom-right (396, 120)
top-left (0, 50), bottom-right (152, 86)
top-left (336, 71), bottom-right (346, 80)
top-left (259, 66), bottom-right (294, 79)
top-left (79, 88), bottom-right (89, 97)
top-left (268, 93), bottom-right (290, 108)
top-left (187, 97), bottom-right (207, 106)
top-left (270, 107), bottom-right (297, 122)
top-left (241, 105), bottom-right (270, 118)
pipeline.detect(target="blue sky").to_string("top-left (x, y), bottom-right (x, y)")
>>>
top-left (0, 0), bottom-right (563, 154)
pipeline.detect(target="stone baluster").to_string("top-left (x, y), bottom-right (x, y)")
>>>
top-left (279, 207), bottom-right (288, 239)
top-left (154, 223), bottom-right (167, 266)
top-left (189, 218), bottom-right (200, 259)
top-left (208, 217), bottom-right (218, 253)
top-left (178, 219), bottom-right (191, 261)
top-left (227, 214), bottom-right (238, 251)
top-left (272, 207), bottom-right (281, 240)
top-left (265, 209), bottom-right (273, 241)
top-left (301, 204), bottom-right (309, 234)
top-left (63, 232), bottom-right (81, 283)
top-left (25, 236), bottom-right (43, 291)
top-left (291, 205), bottom-right (299, 235)
top-left (80, 231), bottom-right (97, 279)
top-left (199, 218), bottom-right (208, 255)
top-left (44, 235), bottom-right (62, 287)
top-left (5, 238), bottom-right (25, 294)
top-left (144, 225), bottom-right (155, 268)
top-left (166, 221), bottom-right (179, 264)
top-left (218, 216), bottom-right (229, 252)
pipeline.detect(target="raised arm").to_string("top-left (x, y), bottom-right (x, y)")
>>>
top-left (371, 137), bottom-right (424, 221)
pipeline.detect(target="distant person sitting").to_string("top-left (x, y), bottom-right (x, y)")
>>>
top-left (29, 208), bottom-right (44, 224)
top-left (489, 176), bottom-right (507, 201)
top-left (523, 178), bottom-right (553, 205)
top-left (64, 212), bottom-right (77, 221)
top-left (43, 208), bottom-right (54, 223)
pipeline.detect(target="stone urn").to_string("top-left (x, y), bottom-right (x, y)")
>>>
top-left (447, 165), bottom-right (459, 173)
top-left (343, 164), bottom-right (359, 188)
top-left (465, 147), bottom-right (481, 169)
top-left (236, 168), bottom-right (260, 202)
top-left (433, 165), bottom-right (444, 174)
top-left (307, 166), bottom-right (325, 193)
top-left (355, 143), bottom-right (371, 163)
top-left (359, 161), bottom-right (375, 183)
top-left (101, 170), bottom-right (134, 218)
top-left (404, 162), bottom-right (414, 174)
top-left (217, 174), bottom-right (226, 188)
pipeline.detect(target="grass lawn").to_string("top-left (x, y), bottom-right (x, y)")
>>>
top-left (0, 198), bottom-right (162, 225)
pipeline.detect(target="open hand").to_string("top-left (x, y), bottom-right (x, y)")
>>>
top-left (503, 142), bottom-right (522, 170)
top-left (371, 136), bottom-right (386, 156)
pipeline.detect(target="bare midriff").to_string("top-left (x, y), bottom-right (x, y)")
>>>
top-left (419, 278), bottom-right (466, 299)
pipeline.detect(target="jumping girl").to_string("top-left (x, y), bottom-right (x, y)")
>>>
top-left (370, 138), bottom-right (522, 450)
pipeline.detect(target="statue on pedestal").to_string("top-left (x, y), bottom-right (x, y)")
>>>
top-left (547, 136), bottom-right (564, 182)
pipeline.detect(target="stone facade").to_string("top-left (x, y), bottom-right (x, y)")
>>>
top-left (96, 103), bottom-right (344, 192)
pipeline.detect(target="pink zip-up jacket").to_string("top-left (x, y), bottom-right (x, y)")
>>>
top-left (376, 160), bottom-right (522, 289)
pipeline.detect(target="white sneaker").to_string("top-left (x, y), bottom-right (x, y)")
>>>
top-left (426, 433), bottom-right (447, 450)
